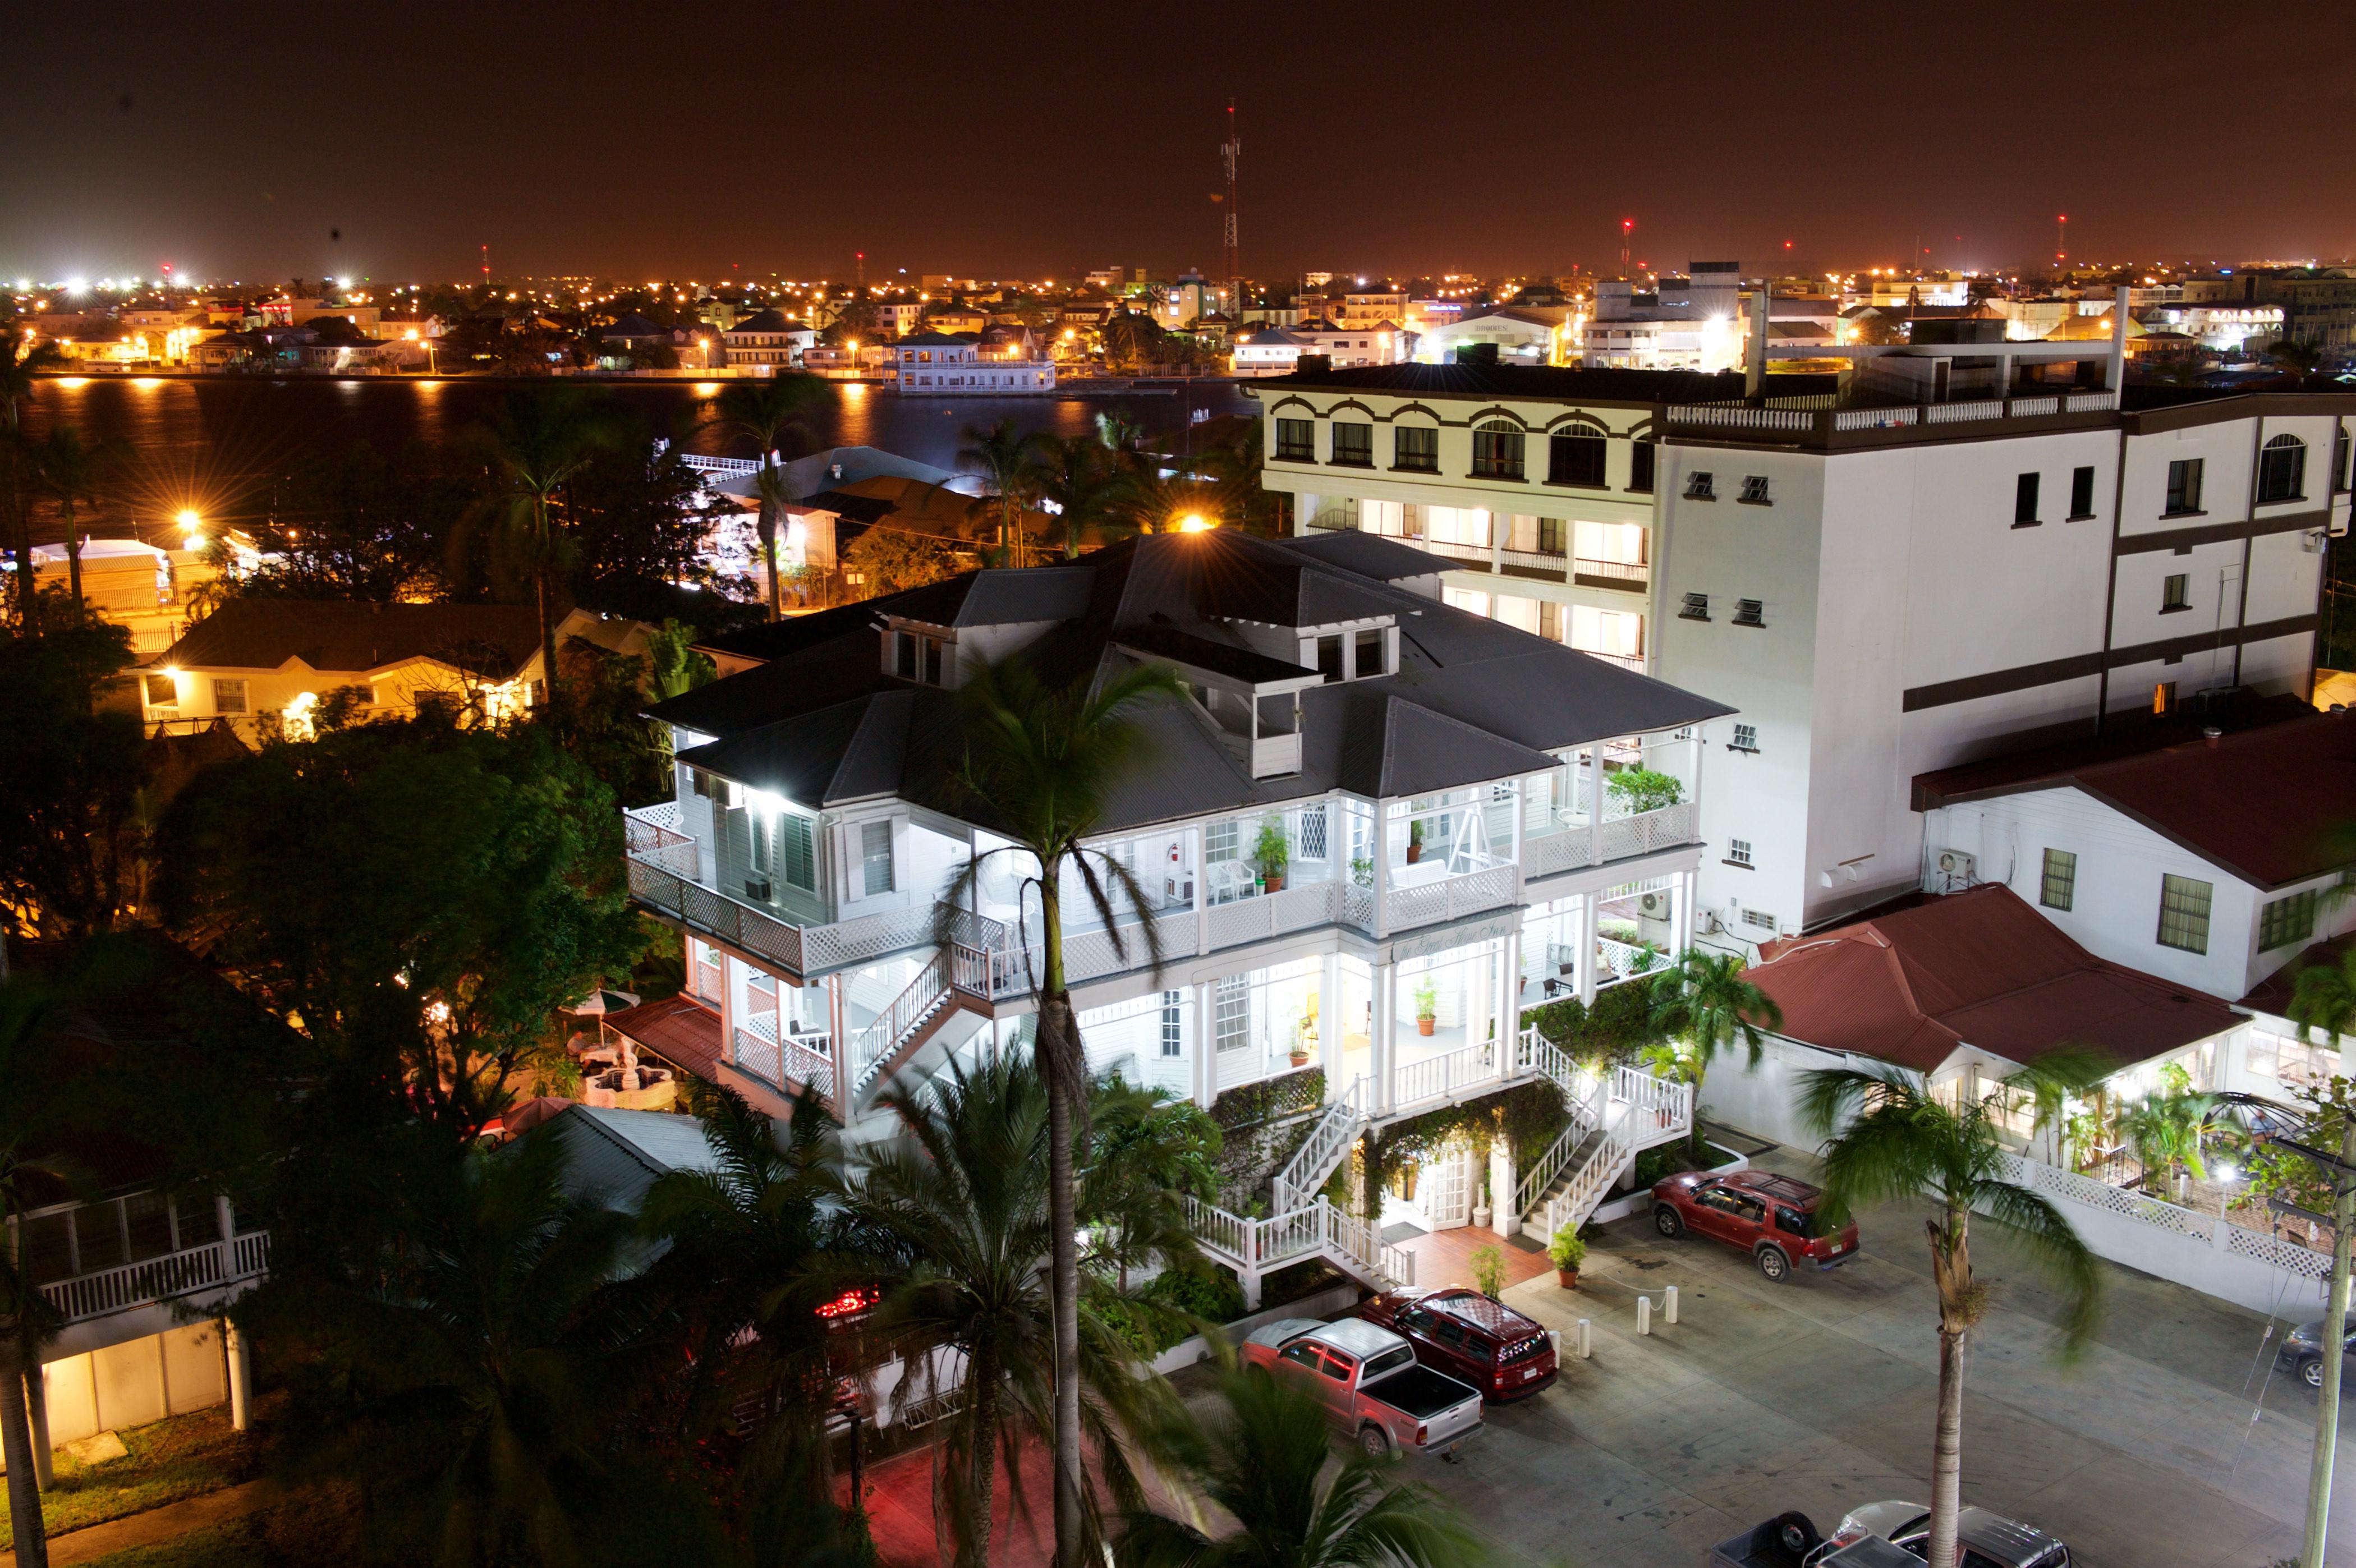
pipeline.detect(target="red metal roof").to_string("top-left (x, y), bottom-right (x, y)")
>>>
top-left (1917, 710), bottom-right (2356, 890)
top-left (1746, 884), bottom-right (2243, 1075)
top-left (603, 995), bottom-right (724, 1082)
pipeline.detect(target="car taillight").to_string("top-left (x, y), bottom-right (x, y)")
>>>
top-left (1417, 1423), bottom-right (1428, 1443)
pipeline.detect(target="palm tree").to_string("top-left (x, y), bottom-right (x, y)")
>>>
top-left (2, 330), bottom-right (67, 628)
top-left (470, 387), bottom-right (619, 715)
top-left (1798, 1064), bottom-right (2102, 1568)
top-left (31, 426), bottom-right (116, 627)
top-left (1648, 949), bottom-right (1783, 1151)
top-left (636, 1083), bottom-right (862, 1543)
top-left (958, 419), bottom-right (1043, 567)
top-left (2290, 944), bottom-right (2356, 1045)
top-left (857, 1052), bottom-right (1177, 1568)
top-left (1080, 1075), bottom-right (1216, 1293)
top-left (1106, 470), bottom-right (1225, 537)
top-left (2270, 337), bottom-right (2325, 378)
top-left (1026, 434), bottom-right (1116, 558)
top-left (278, 1133), bottom-right (683, 1567)
top-left (710, 377), bottom-right (834, 619)
top-left (1, 975), bottom-right (75, 1568)
top-left (943, 653), bottom-right (1185, 1568)
top-left (1113, 1367), bottom-right (1483, 1568)
top-left (2119, 1087), bottom-right (2219, 1198)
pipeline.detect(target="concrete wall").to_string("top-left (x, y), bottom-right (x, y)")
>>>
top-left (0, 1324), bottom-right (228, 1468)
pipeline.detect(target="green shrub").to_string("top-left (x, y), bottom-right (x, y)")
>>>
top-left (1548, 1226), bottom-right (1587, 1271)
top-left (1606, 766), bottom-right (1682, 813)
top-left (1142, 1261), bottom-right (1248, 1325)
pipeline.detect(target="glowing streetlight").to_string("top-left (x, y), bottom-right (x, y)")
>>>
top-left (1176, 514), bottom-right (1215, 533)
top-left (176, 508), bottom-right (204, 551)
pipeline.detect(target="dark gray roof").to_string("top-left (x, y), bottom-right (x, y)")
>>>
top-left (654, 529), bottom-right (1734, 831)
top-left (726, 309), bottom-right (800, 334)
top-left (1114, 625), bottom-right (1318, 684)
top-left (158, 599), bottom-right (541, 677)
top-left (540, 1106), bottom-right (721, 1215)
top-left (1275, 530), bottom-right (1448, 583)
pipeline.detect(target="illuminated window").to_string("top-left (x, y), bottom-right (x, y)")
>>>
top-left (1394, 426), bottom-right (1438, 471)
top-left (212, 678), bottom-right (248, 715)
top-left (1330, 422), bottom-right (1373, 466)
top-left (2156, 872), bottom-right (2212, 954)
top-left (143, 673), bottom-right (178, 707)
top-left (2164, 459), bottom-right (2202, 515)
top-left (2040, 849), bottom-right (2076, 911)
top-left (1275, 418), bottom-right (1314, 461)
top-left (1471, 420), bottom-right (1525, 479)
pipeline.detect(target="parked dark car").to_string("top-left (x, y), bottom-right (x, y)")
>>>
top-left (2276, 1319), bottom-right (2356, 1388)
top-left (1358, 1286), bottom-right (1558, 1401)
top-left (1652, 1170), bottom-right (1859, 1281)
top-left (1816, 1501), bottom-right (2070, 1568)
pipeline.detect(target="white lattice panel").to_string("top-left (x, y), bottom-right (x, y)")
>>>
top-left (2225, 1224), bottom-right (2334, 1280)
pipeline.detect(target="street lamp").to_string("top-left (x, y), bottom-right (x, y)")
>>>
top-left (175, 508), bottom-right (203, 553)
top-left (1176, 514), bottom-right (1215, 533)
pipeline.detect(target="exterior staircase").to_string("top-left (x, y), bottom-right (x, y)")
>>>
top-left (1514, 1061), bottom-right (1692, 1245)
top-left (847, 949), bottom-right (993, 1100)
top-left (1184, 1192), bottom-right (1416, 1307)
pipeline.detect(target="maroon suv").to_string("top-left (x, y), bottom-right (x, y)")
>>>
top-left (1358, 1286), bottom-right (1558, 1401)
top-left (1651, 1170), bottom-right (1859, 1281)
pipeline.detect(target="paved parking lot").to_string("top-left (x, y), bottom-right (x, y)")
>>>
top-left (1312, 1146), bottom-right (2356, 1568)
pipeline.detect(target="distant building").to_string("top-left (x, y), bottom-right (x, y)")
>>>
top-left (721, 310), bottom-right (816, 370)
top-left (890, 331), bottom-right (1055, 394)
top-left (1416, 307), bottom-right (1568, 367)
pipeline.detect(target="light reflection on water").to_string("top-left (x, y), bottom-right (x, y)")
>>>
top-left (21, 376), bottom-right (1249, 534)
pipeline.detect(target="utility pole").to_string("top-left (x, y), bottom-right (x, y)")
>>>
top-left (1220, 100), bottom-right (1241, 306)
top-left (2304, 1114), bottom-right (2356, 1568)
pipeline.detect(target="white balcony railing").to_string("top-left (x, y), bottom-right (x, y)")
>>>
top-left (1391, 1040), bottom-right (1496, 1111)
top-left (1384, 861), bottom-right (1516, 932)
top-left (38, 1231), bottom-right (270, 1327)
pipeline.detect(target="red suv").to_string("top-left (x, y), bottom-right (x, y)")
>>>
top-left (1651, 1170), bottom-right (1859, 1281)
top-left (1358, 1286), bottom-right (1558, 1401)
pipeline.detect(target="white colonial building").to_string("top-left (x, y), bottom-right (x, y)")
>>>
top-left (619, 530), bottom-right (1714, 1296)
top-left (892, 331), bottom-right (1057, 394)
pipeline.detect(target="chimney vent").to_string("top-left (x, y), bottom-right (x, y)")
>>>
top-left (2202, 726), bottom-right (2222, 748)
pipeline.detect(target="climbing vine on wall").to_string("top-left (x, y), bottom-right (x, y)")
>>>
top-left (1524, 973), bottom-right (1670, 1070)
top-left (1357, 1079), bottom-right (1571, 1222)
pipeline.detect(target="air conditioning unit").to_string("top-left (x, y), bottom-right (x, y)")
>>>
top-left (1930, 849), bottom-right (1976, 890)
top-left (743, 876), bottom-right (773, 902)
top-left (1638, 891), bottom-right (1672, 919)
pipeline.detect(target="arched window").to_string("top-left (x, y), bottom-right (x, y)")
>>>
top-left (1471, 419), bottom-right (1526, 480)
top-left (2258, 433), bottom-right (2307, 504)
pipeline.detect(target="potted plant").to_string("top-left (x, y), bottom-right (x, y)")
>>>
top-left (1604, 765), bottom-right (1683, 815)
top-left (1289, 1018), bottom-right (1314, 1069)
top-left (1406, 820), bottom-right (1425, 864)
top-left (1469, 1244), bottom-right (1506, 1300)
top-left (1254, 816), bottom-right (1289, 894)
top-left (1549, 1225), bottom-right (1587, 1289)
top-left (1413, 977), bottom-right (1438, 1036)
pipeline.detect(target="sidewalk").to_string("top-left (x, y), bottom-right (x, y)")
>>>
top-left (0, 1479), bottom-right (272, 1568)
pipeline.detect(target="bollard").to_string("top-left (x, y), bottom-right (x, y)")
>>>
top-left (1637, 1295), bottom-right (1652, 1336)
top-left (1546, 1328), bottom-right (1562, 1360)
top-left (1665, 1285), bottom-right (1679, 1326)
top-left (1576, 1318), bottom-right (1592, 1359)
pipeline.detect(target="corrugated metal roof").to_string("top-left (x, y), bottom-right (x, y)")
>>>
top-left (159, 599), bottom-right (541, 677)
top-left (540, 1105), bottom-right (721, 1215)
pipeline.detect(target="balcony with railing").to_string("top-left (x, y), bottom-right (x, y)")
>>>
top-left (1572, 556), bottom-right (1648, 594)
top-left (10, 1191), bottom-right (269, 1344)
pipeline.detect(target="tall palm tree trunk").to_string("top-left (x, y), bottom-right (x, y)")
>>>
top-left (1039, 881), bottom-right (1085, 1568)
top-left (758, 458), bottom-right (783, 620)
top-left (0, 1336), bottom-right (47, 1568)
top-left (1926, 1212), bottom-right (1972, 1568)
top-left (534, 499), bottom-right (560, 721)
top-left (960, 1346), bottom-right (1002, 1568)
top-left (62, 505), bottom-right (82, 627)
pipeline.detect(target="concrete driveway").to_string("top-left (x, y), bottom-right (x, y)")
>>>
top-left (1353, 1145), bottom-right (2354, 1568)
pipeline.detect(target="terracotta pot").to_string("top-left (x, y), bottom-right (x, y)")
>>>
top-left (1407, 842), bottom-right (1422, 864)
top-left (1289, 1049), bottom-right (1310, 1068)
top-left (1557, 1268), bottom-right (1578, 1289)
top-left (1417, 1016), bottom-right (1436, 1036)
top-left (1264, 872), bottom-right (1285, 893)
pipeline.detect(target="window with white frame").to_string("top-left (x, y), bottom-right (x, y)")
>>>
top-left (1205, 820), bottom-right (1240, 862)
top-left (1353, 626), bottom-right (1388, 677)
top-left (1296, 806), bottom-right (1329, 862)
top-left (1160, 991), bottom-right (1184, 1057)
top-left (1731, 724), bottom-right (1757, 752)
top-left (2156, 872), bottom-right (2212, 954)
top-left (1728, 839), bottom-right (1754, 866)
top-left (1214, 976), bottom-right (1251, 1053)
top-left (861, 821), bottom-right (895, 896)
top-left (2040, 848), bottom-right (2076, 912)
top-left (2259, 888), bottom-right (2318, 952)
top-left (1569, 604), bottom-right (1643, 663)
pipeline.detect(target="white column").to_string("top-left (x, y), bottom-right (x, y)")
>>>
top-left (1372, 804), bottom-right (1393, 937)
top-left (1510, 778), bottom-right (1528, 895)
top-left (1192, 825), bottom-right (1209, 957)
top-left (1497, 930), bottom-right (1521, 1085)
top-left (1193, 983), bottom-right (1215, 1108)
top-left (225, 1321), bottom-right (251, 1433)
top-left (1372, 959), bottom-right (1397, 1114)
top-left (1673, 870), bottom-right (1696, 958)
top-left (1586, 743), bottom-right (1605, 867)
top-left (1574, 894), bottom-right (1597, 1005)
top-left (1320, 949), bottom-right (1342, 1091)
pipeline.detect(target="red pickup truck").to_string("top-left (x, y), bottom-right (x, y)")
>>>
top-left (1358, 1286), bottom-right (1558, 1401)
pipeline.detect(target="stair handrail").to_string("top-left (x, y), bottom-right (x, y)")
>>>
top-left (1271, 1075), bottom-right (1368, 1212)
top-left (851, 951), bottom-right (950, 1089)
top-left (1537, 1125), bottom-right (1633, 1242)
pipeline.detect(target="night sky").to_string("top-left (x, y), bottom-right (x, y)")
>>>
top-left (9, 0), bottom-right (2355, 286)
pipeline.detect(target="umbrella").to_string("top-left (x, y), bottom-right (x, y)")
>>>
top-left (564, 987), bottom-right (641, 1017)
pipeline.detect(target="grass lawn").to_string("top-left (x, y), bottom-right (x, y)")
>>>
top-left (0, 1401), bottom-right (266, 1552)
top-left (72, 1490), bottom-right (359, 1568)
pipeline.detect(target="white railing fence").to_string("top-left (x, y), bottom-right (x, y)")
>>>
top-left (1391, 1040), bottom-right (1495, 1111)
top-left (1185, 1193), bottom-right (1415, 1294)
top-left (1273, 1075), bottom-right (1369, 1213)
top-left (38, 1233), bottom-right (270, 1327)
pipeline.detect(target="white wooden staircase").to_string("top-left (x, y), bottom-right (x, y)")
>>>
top-left (1512, 1052), bottom-right (1692, 1245)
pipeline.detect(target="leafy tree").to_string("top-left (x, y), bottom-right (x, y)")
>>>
top-left (2269, 337), bottom-right (2325, 377)
top-left (1, 328), bottom-right (67, 627)
top-left (1647, 948), bottom-right (1783, 1155)
top-left (464, 388), bottom-right (623, 713)
top-left (0, 614), bottom-right (143, 938)
top-left (842, 526), bottom-right (959, 596)
top-left (857, 1052), bottom-right (1181, 1568)
top-left (944, 652), bottom-right (1184, 1568)
top-left (222, 442), bottom-right (469, 604)
top-left (155, 716), bottom-right (641, 1136)
top-left (0, 974), bottom-right (75, 1568)
top-left (1080, 1075), bottom-right (1217, 1291)
top-left (1798, 1064), bottom-right (2102, 1568)
top-left (256, 1132), bottom-right (717, 1567)
top-left (1112, 1367), bottom-right (1484, 1568)
top-left (710, 377), bottom-right (835, 619)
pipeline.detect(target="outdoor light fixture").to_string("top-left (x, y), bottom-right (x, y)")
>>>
top-left (1177, 514), bottom-right (1215, 533)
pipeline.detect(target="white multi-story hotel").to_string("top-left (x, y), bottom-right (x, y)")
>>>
top-left (618, 530), bottom-right (1711, 1296)
top-left (1256, 315), bottom-right (2356, 954)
